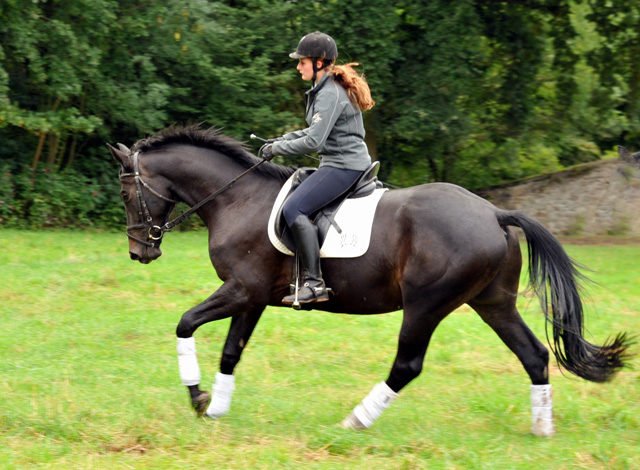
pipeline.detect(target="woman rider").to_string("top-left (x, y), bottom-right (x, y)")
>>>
top-left (262, 31), bottom-right (375, 306)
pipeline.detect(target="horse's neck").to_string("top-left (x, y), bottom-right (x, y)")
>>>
top-left (157, 149), bottom-right (282, 218)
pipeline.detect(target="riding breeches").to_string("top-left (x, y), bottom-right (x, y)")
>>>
top-left (282, 166), bottom-right (364, 227)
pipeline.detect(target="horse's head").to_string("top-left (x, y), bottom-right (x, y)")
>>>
top-left (108, 143), bottom-right (178, 263)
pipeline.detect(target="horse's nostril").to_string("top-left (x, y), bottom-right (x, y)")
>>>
top-left (130, 252), bottom-right (139, 261)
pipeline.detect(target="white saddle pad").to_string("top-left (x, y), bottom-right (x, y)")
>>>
top-left (267, 174), bottom-right (387, 258)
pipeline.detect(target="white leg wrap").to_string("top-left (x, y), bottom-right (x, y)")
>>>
top-left (177, 337), bottom-right (200, 386)
top-left (341, 382), bottom-right (399, 430)
top-left (206, 372), bottom-right (235, 419)
top-left (531, 384), bottom-right (554, 437)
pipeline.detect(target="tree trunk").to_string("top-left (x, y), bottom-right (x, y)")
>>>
top-left (47, 133), bottom-right (60, 166)
top-left (67, 135), bottom-right (78, 168)
top-left (32, 133), bottom-right (47, 170)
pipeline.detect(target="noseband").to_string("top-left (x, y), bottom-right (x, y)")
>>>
top-left (119, 151), bottom-right (179, 248)
top-left (119, 149), bottom-right (269, 248)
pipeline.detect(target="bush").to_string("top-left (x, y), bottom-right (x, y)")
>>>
top-left (0, 163), bottom-right (125, 230)
top-left (0, 164), bottom-right (19, 225)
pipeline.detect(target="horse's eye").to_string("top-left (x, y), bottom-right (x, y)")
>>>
top-left (120, 190), bottom-right (131, 202)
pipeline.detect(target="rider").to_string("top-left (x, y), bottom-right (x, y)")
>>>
top-left (262, 31), bottom-right (375, 306)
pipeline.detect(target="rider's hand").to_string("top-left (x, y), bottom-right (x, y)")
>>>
top-left (261, 144), bottom-right (275, 161)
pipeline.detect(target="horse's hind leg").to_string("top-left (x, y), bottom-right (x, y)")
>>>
top-left (470, 300), bottom-right (550, 383)
top-left (469, 289), bottom-right (554, 436)
top-left (341, 302), bottom-right (448, 430)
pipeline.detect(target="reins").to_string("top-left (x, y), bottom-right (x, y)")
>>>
top-left (120, 149), bottom-right (269, 247)
top-left (163, 156), bottom-right (268, 231)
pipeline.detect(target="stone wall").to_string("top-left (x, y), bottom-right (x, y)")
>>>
top-left (476, 156), bottom-right (640, 237)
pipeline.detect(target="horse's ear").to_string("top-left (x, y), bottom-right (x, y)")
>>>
top-left (107, 143), bottom-right (132, 168)
top-left (117, 143), bottom-right (131, 154)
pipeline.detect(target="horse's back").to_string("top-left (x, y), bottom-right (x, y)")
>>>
top-left (377, 182), bottom-right (508, 248)
top-left (370, 182), bottom-right (518, 295)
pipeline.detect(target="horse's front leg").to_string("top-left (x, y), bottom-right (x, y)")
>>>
top-left (204, 308), bottom-right (264, 419)
top-left (175, 282), bottom-right (265, 418)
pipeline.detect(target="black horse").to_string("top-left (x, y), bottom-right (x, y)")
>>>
top-left (109, 125), bottom-right (630, 437)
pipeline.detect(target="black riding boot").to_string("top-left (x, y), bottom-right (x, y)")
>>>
top-left (282, 216), bottom-right (329, 306)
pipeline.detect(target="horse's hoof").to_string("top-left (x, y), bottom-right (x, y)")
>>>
top-left (192, 391), bottom-right (211, 417)
top-left (340, 413), bottom-right (367, 430)
top-left (531, 418), bottom-right (555, 437)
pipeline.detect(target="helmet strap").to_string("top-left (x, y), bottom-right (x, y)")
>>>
top-left (312, 58), bottom-right (329, 87)
top-left (312, 59), bottom-right (320, 86)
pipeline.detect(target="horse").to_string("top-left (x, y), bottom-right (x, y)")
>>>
top-left (108, 125), bottom-right (631, 437)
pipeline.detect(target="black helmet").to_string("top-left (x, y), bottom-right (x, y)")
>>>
top-left (289, 31), bottom-right (338, 62)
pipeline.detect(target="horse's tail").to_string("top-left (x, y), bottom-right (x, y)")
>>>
top-left (496, 210), bottom-right (632, 383)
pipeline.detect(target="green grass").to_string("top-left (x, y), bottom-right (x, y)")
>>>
top-left (0, 229), bottom-right (638, 469)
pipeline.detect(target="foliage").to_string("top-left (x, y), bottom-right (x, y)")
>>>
top-left (0, 164), bottom-right (17, 224)
top-left (586, 0), bottom-right (640, 145)
top-left (0, 163), bottom-right (122, 230)
top-left (1, 0), bottom-right (639, 223)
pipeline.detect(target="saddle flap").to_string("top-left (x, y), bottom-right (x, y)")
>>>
top-left (267, 163), bottom-right (387, 258)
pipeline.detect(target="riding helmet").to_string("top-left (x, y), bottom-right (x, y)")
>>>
top-left (289, 31), bottom-right (338, 61)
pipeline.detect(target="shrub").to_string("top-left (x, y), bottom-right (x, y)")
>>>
top-left (0, 164), bottom-right (125, 230)
top-left (0, 164), bottom-right (19, 225)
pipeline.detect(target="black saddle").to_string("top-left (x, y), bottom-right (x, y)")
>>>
top-left (275, 161), bottom-right (382, 253)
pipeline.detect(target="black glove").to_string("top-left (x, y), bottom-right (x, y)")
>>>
top-left (261, 143), bottom-right (275, 161)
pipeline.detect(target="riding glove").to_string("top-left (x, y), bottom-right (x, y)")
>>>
top-left (261, 144), bottom-right (275, 161)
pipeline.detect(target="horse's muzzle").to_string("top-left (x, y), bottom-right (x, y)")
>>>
top-left (129, 245), bottom-right (162, 264)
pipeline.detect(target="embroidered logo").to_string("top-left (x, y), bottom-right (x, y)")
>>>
top-left (312, 113), bottom-right (322, 123)
top-left (339, 233), bottom-right (359, 248)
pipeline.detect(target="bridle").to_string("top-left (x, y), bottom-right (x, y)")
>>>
top-left (119, 151), bottom-right (179, 248)
top-left (119, 150), bottom-right (269, 248)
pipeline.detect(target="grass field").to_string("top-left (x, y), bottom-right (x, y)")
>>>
top-left (0, 229), bottom-right (638, 469)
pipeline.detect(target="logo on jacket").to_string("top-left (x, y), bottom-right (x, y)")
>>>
top-left (312, 113), bottom-right (322, 123)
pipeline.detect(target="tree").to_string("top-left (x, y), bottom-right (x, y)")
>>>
top-left (1, 0), bottom-right (637, 208)
top-left (0, 0), bottom-right (104, 169)
top-left (587, 0), bottom-right (640, 148)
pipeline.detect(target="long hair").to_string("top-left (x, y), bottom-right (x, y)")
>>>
top-left (328, 62), bottom-right (375, 111)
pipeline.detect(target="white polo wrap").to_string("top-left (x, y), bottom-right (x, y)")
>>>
top-left (177, 337), bottom-right (201, 386)
top-left (530, 384), bottom-right (554, 437)
top-left (343, 381), bottom-right (399, 429)
top-left (206, 372), bottom-right (236, 419)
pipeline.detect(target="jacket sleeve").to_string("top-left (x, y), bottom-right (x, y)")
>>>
top-left (272, 82), bottom-right (344, 156)
top-left (281, 129), bottom-right (309, 141)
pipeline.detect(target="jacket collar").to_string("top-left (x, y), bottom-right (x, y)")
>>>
top-left (305, 73), bottom-right (332, 108)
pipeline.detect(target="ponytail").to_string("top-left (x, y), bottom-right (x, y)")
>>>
top-left (329, 63), bottom-right (375, 111)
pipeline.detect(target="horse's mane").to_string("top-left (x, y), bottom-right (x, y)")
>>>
top-left (131, 124), bottom-right (295, 180)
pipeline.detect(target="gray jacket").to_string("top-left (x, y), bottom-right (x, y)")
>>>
top-left (272, 73), bottom-right (372, 171)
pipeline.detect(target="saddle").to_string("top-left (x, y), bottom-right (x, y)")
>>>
top-left (273, 162), bottom-right (383, 254)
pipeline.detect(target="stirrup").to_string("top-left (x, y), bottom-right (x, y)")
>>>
top-left (282, 282), bottom-right (330, 309)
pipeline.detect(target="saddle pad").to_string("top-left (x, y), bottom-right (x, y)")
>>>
top-left (267, 174), bottom-right (387, 258)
